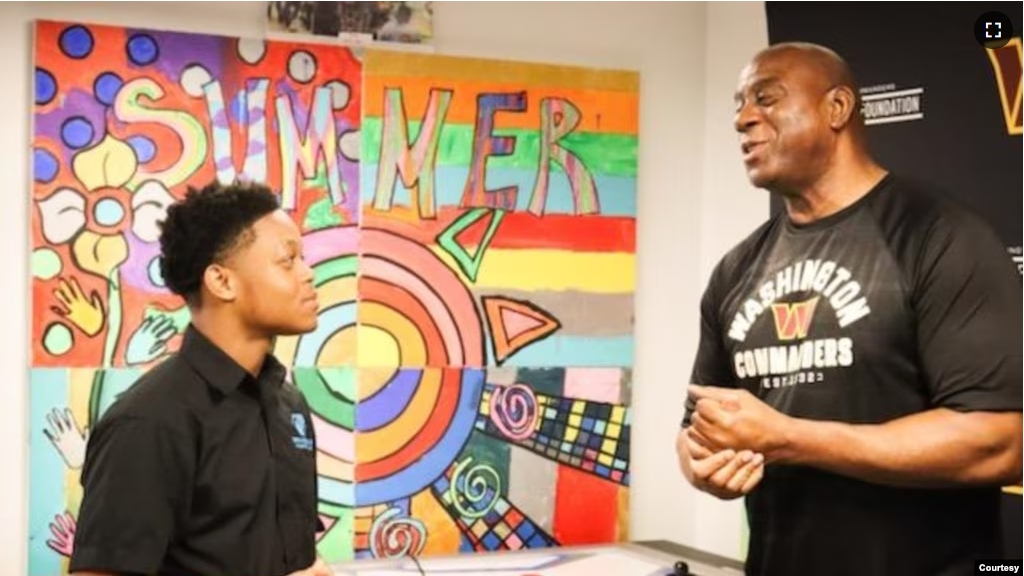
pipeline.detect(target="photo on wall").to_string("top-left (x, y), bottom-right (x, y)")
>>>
top-left (266, 1), bottom-right (434, 45)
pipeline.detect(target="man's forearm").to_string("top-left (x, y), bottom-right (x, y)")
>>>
top-left (774, 408), bottom-right (1022, 488)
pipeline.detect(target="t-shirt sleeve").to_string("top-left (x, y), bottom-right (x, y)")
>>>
top-left (683, 265), bottom-right (737, 427)
top-left (912, 210), bottom-right (1023, 412)
top-left (69, 413), bottom-right (195, 575)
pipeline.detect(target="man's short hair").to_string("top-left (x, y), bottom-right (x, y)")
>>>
top-left (158, 180), bottom-right (281, 305)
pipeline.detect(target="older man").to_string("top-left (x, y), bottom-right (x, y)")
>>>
top-left (678, 43), bottom-right (1022, 576)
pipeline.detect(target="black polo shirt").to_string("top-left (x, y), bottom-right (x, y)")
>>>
top-left (69, 325), bottom-right (321, 576)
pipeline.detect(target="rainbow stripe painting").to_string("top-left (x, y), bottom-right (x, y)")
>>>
top-left (28, 19), bottom-right (637, 574)
top-left (360, 50), bottom-right (637, 369)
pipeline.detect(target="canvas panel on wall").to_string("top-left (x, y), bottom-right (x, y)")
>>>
top-left (359, 49), bottom-right (638, 369)
top-left (31, 20), bottom-right (361, 369)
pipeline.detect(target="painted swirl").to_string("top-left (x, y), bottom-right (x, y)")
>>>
top-left (369, 506), bottom-right (427, 559)
top-left (488, 383), bottom-right (538, 440)
top-left (448, 456), bottom-right (501, 519)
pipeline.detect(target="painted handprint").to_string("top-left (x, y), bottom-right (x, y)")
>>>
top-left (43, 408), bottom-right (88, 469)
top-left (125, 312), bottom-right (178, 365)
top-left (46, 511), bottom-right (76, 557)
top-left (51, 276), bottom-right (105, 337)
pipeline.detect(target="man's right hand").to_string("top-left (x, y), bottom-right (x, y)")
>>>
top-left (677, 427), bottom-right (764, 500)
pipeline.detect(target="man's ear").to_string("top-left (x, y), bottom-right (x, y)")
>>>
top-left (828, 85), bottom-right (858, 130)
top-left (202, 263), bottom-right (237, 303)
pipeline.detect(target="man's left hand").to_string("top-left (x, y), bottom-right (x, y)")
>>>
top-left (688, 385), bottom-right (793, 461)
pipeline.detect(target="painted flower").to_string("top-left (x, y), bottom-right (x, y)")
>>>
top-left (36, 135), bottom-right (176, 279)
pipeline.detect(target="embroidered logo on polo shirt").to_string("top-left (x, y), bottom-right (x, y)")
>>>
top-left (291, 413), bottom-right (314, 451)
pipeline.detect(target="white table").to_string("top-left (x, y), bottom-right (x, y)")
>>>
top-left (329, 540), bottom-right (746, 576)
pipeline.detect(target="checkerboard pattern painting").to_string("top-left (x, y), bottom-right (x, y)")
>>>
top-left (476, 383), bottom-right (631, 486)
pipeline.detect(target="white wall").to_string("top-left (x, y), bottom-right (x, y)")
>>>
top-left (0, 1), bottom-right (768, 573)
top-left (693, 0), bottom-right (770, 557)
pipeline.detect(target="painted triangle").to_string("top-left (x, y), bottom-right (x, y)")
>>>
top-left (319, 514), bottom-right (337, 533)
top-left (482, 296), bottom-right (561, 365)
top-left (436, 208), bottom-right (506, 282)
top-left (500, 306), bottom-right (545, 339)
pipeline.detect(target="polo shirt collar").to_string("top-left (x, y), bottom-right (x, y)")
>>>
top-left (180, 324), bottom-right (287, 395)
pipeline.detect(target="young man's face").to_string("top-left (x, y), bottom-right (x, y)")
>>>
top-left (227, 209), bottom-right (319, 337)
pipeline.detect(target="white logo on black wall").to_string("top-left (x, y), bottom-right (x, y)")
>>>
top-left (860, 83), bottom-right (924, 125)
top-left (1009, 246), bottom-right (1022, 276)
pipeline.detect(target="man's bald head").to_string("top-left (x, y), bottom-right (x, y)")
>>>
top-left (746, 42), bottom-right (865, 134)
top-left (754, 43), bottom-right (858, 87)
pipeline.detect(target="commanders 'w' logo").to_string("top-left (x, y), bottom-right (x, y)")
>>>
top-left (771, 298), bottom-right (819, 341)
top-left (987, 37), bottom-right (1022, 136)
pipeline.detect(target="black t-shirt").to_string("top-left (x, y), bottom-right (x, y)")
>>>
top-left (69, 326), bottom-right (321, 576)
top-left (684, 174), bottom-right (1022, 576)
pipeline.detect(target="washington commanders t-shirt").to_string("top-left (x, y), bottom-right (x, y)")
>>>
top-left (684, 173), bottom-right (1022, 576)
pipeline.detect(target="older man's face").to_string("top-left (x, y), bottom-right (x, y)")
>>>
top-left (732, 52), bottom-right (836, 193)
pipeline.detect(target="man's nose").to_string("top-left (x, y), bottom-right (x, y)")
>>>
top-left (734, 105), bottom-right (759, 133)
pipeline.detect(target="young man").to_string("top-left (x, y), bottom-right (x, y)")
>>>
top-left (677, 43), bottom-right (1022, 575)
top-left (70, 181), bottom-right (331, 576)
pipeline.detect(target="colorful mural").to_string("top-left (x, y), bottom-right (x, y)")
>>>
top-left (29, 19), bottom-right (637, 574)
